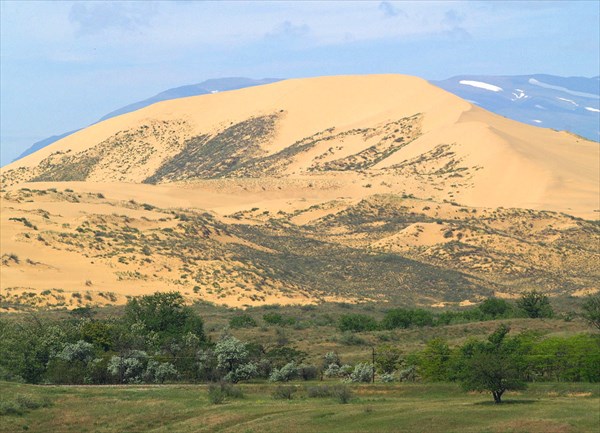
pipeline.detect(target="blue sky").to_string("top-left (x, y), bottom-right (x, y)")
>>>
top-left (1, 0), bottom-right (599, 165)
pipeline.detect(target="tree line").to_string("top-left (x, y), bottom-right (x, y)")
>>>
top-left (0, 291), bottom-right (598, 404)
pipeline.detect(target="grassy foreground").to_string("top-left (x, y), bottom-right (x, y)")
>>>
top-left (1, 381), bottom-right (599, 433)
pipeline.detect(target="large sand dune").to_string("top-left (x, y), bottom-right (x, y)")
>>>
top-left (1, 75), bottom-right (598, 309)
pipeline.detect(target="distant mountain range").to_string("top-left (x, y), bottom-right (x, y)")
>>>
top-left (432, 74), bottom-right (599, 141)
top-left (13, 77), bottom-right (282, 162)
top-left (11, 74), bottom-right (599, 163)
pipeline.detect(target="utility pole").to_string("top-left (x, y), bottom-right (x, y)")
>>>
top-left (372, 346), bottom-right (375, 384)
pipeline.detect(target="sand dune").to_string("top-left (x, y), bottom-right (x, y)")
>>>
top-left (1, 75), bottom-right (598, 309)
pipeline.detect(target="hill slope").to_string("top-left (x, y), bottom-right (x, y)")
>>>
top-left (1, 75), bottom-right (598, 309)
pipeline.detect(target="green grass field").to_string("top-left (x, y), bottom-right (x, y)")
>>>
top-left (1, 381), bottom-right (598, 433)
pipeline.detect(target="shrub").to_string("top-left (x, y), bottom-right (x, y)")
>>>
top-left (418, 338), bottom-right (451, 381)
top-left (379, 372), bottom-right (396, 383)
top-left (323, 351), bottom-right (341, 369)
top-left (332, 385), bottom-right (353, 404)
top-left (272, 385), bottom-right (297, 400)
top-left (269, 361), bottom-right (299, 382)
top-left (338, 314), bottom-right (378, 332)
top-left (263, 312), bottom-right (294, 326)
top-left (0, 400), bottom-right (23, 416)
top-left (399, 365), bottom-right (419, 382)
top-left (229, 314), bottom-right (257, 329)
top-left (207, 384), bottom-right (226, 404)
top-left (207, 382), bottom-right (244, 404)
top-left (382, 308), bottom-right (434, 329)
top-left (349, 362), bottom-right (373, 383)
top-left (224, 362), bottom-right (258, 383)
top-left (339, 333), bottom-right (367, 346)
top-left (297, 364), bottom-right (318, 381)
top-left (324, 363), bottom-right (341, 378)
top-left (306, 385), bottom-right (334, 398)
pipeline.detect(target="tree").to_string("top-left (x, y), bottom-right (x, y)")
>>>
top-left (338, 314), bottom-right (378, 332)
top-left (124, 292), bottom-right (205, 345)
top-left (458, 325), bottom-right (527, 403)
top-left (478, 298), bottom-right (512, 318)
top-left (419, 338), bottom-right (451, 381)
top-left (517, 290), bottom-right (553, 318)
top-left (581, 294), bottom-right (600, 330)
top-left (375, 344), bottom-right (402, 374)
top-left (381, 308), bottom-right (434, 329)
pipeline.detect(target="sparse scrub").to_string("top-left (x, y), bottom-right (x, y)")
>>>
top-left (272, 385), bottom-right (297, 400)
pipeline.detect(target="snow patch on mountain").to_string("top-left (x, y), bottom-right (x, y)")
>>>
top-left (512, 89), bottom-right (527, 100)
top-left (529, 78), bottom-right (599, 99)
top-left (557, 97), bottom-right (578, 106)
top-left (459, 80), bottom-right (503, 92)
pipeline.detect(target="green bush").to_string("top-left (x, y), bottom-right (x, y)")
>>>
top-left (349, 362), bottom-right (373, 383)
top-left (338, 314), bottom-right (378, 332)
top-left (229, 314), bottom-right (257, 329)
top-left (382, 308), bottom-right (434, 329)
top-left (517, 290), bottom-right (553, 318)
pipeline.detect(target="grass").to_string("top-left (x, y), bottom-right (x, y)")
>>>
top-left (0, 381), bottom-right (598, 432)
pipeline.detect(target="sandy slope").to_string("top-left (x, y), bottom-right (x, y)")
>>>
top-left (3, 74), bottom-right (597, 218)
top-left (1, 74), bottom-right (598, 309)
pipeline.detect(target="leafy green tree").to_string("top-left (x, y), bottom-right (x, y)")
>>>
top-left (517, 290), bottom-right (553, 318)
top-left (527, 334), bottom-right (600, 382)
top-left (419, 338), bottom-right (451, 381)
top-left (458, 325), bottom-right (527, 404)
top-left (375, 344), bottom-right (402, 374)
top-left (478, 298), bottom-right (512, 318)
top-left (581, 294), bottom-right (600, 330)
top-left (124, 292), bottom-right (205, 345)
top-left (0, 318), bottom-right (66, 384)
top-left (80, 320), bottom-right (114, 351)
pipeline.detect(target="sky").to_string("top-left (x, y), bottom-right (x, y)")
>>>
top-left (1, 0), bottom-right (599, 165)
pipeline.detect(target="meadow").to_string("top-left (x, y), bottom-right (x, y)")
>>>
top-left (1, 381), bottom-right (599, 433)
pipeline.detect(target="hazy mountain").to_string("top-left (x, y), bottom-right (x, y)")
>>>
top-left (432, 74), bottom-right (600, 142)
top-left (2, 75), bottom-right (598, 308)
top-left (12, 78), bottom-right (283, 162)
